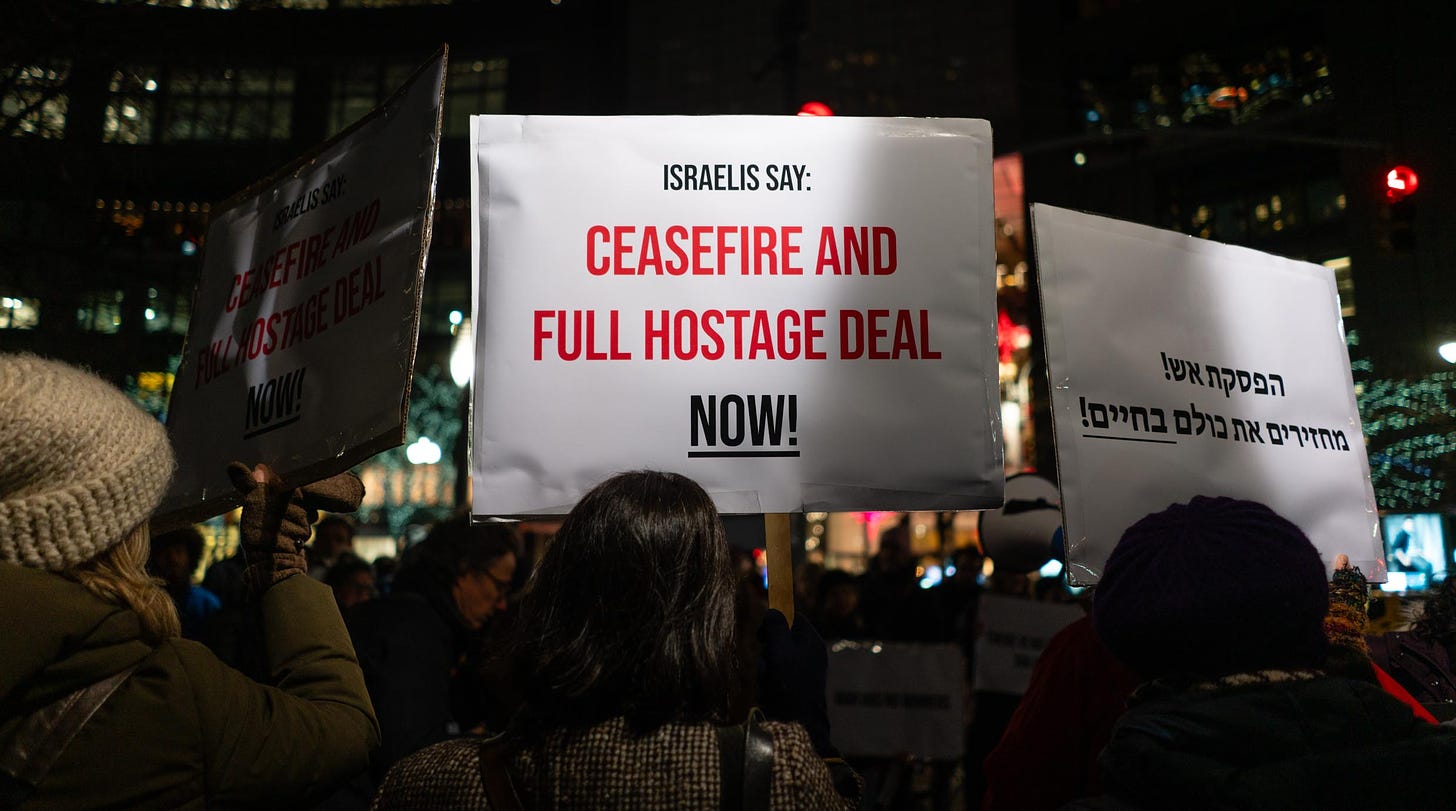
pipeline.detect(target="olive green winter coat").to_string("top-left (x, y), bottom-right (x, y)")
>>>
top-left (0, 564), bottom-right (379, 810)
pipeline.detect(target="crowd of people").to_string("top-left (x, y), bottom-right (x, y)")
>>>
top-left (5, 351), bottom-right (1456, 810)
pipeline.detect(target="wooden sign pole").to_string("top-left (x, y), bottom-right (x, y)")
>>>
top-left (764, 513), bottom-right (794, 627)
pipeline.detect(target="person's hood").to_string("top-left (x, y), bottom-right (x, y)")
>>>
top-left (0, 563), bottom-right (154, 713)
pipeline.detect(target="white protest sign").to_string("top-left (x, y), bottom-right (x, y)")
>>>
top-left (158, 51), bottom-right (445, 525)
top-left (469, 116), bottom-right (1002, 515)
top-left (1033, 204), bottom-right (1382, 585)
top-left (972, 593), bottom-right (1082, 695)
top-left (826, 641), bottom-right (965, 759)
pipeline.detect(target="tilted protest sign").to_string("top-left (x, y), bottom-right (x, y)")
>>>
top-left (157, 50), bottom-right (446, 526)
top-left (1033, 204), bottom-right (1382, 585)
top-left (469, 115), bottom-right (1003, 516)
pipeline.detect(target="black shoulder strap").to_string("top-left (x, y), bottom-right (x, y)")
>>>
top-left (741, 709), bottom-right (773, 810)
top-left (477, 735), bottom-right (525, 811)
top-left (718, 708), bottom-right (773, 811)
top-left (0, 664), bottom-right (138, 810)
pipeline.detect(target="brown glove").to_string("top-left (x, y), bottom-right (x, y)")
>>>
top-left (228, 462), bottom-right (366, 596)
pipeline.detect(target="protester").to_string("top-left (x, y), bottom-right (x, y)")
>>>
top-left (373, 470), bottom-right (860, 809)
top-left (373, 554), bottom-right (399, 597)
top-left (346, 516), bottom-right (519, 780)
top-left (326, 552), bottom-right (378, 610)
top-left (1067, 496), bottom-right (1456, 809)
top-left (980, 613), bottom-right (1139, 811)
top-left (147, 525), bottom-right (223, 641)
top-left (310, 515), bottom-right (357, 579)
top-left (814, 568), bottom-right (865, 640)
top-left (1366, 572), bottom-right (1456, 718)
top-left (859, 518), bottom-right (921, 639)
top-left (0, 353), bottom-right (377, 808)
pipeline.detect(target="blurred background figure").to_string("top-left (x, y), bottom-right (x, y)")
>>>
top-left (308, 515), bottom-right (357, 579)
top-left (372, 554), bottom-right (399, 597)
top-left (814, 569), bottom-right (864, 640)
top-left (344, 516), bottom-right (519, 788)
top-left (325, 552), bottom-right (377, 611)
top-left (859, 518), bottom-right (918, 640)
top-left (147, 525), bottom-right (222, 642)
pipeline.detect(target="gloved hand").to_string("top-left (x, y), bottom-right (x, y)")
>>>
top-left (757, 608), bottom-right (837, 758)
top-left (227, 461), bottom-right (364, 597)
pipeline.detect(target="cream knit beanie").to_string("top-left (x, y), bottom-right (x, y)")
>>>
top-left (0, 354), bottom-right (176, 570)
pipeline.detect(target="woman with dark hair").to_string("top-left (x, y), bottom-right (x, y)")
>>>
top-left (344, 516), bottom-right (519, 783)
top-left (373, 470), bottom-right (859, 809)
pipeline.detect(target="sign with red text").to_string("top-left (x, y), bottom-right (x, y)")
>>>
top-left (470, 116), bottom-right (1002, 515)
top-left (157, 50), bottom-right (445, 525)
top-left (1034, 204), bottom-right (1382, 585)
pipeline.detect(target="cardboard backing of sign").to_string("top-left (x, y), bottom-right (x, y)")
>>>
top-left (1033, 204), bottom-right (1382, 585)
top-left (156, 48), bottom-right (446, 529)
top-left (469, 115), bottom-right (1004, 516)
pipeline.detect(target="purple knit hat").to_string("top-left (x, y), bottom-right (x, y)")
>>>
top-left (1092, 496), bottom-right (1330, 679)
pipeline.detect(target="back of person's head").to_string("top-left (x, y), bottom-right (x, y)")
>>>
top-left (1092, 496), bottom-right (1329, 680)
top-left (509, 470), bottom-right (738, 736)
top-left (817, 568), bottom-right (860, 617)
top-left (876, 518), bottom-right (912, 569)
top-left (0, 354), bottom-right (179, 641)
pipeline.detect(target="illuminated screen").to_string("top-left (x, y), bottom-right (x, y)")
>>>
top-left (1381, 513), bottom-right (1448, 593)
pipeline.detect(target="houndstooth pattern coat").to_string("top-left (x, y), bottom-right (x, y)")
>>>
top-left (371, 716), bottom-right (860, 810)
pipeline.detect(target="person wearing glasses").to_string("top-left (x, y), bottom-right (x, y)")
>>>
top-left (331, 515), bottom-right (519, 806)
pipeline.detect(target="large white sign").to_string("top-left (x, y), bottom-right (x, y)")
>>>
top-left (1034, 204), bottom-right (1382, 585)
top-left (972, 593), bottom-right (1082, 695)
top-left (826, 641), bottom-right (965, 759)
top-left (470, 116), bottom-right (1002, 515)
top-left (158, 52), bottom-right (445, 525)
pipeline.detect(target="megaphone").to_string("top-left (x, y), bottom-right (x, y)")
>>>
top-left (978, 473), bottom-right (1062, 575)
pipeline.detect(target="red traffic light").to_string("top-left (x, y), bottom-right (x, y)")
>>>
top-left (797, 101), bottom-right (834, 117)
top-left (1386, 165), bottom-right (1419, 202)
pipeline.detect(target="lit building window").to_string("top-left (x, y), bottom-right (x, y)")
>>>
top-left (76, 291), bottom-right (125, 334)
top-left (1323, 256), bottom-right (1355, 318)
top-left (2, 61), bottom-right (70, 139)
top-left (445, 58), bottom-right (508, 137)
top-left (0, 295), bottom-right (40, 330)
top-left (103, 66), bottom-right (160, 144)
top-left (143, 286), bottom-right (192, 335)
top-left (328, 63), bottom-right (417, 136)
top-left (164, 67), bottom-right (294, 143)
top-left (127, 368), bottom-right (177, 422)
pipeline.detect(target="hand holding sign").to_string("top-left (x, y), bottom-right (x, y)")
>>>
top-left (227, 460), bottom-right (365, 597)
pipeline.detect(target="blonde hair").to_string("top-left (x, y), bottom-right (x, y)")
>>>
top-left (67, 523), bottom-right (181, 643)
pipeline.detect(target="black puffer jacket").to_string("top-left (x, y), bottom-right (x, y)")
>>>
top-left (1066, 671), bottom-right (1456, 810)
